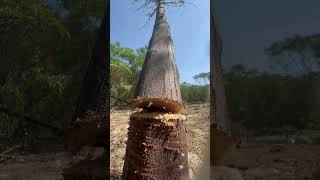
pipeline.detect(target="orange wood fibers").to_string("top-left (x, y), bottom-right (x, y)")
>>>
top-left (131, 97), bottom-right (183, 113)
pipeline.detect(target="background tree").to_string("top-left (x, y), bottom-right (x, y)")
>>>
top-left (110, 42), bottom-right (147, 106)
top-left (266, 34), bottom-right (320, 75)
top-left (193, 72), bottom-right (210, 85)
top-left (0, 0), bottom-right (105, 148)
top-left (110, 42), bottom-right (210, 106)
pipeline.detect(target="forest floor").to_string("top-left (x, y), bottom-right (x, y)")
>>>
top-left (0, 104), bottom-right (319, 179)
top-left (223, 142), bottom-right (320, 180)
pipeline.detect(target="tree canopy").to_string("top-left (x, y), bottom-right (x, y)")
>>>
top-left (266, 34), bottom-right (320, 74)
top-left (0, 0), bottom-right (105, 144)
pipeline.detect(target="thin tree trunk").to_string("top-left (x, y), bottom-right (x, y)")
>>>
top-left (131, 0), bottom-right (182, 113)
top-left (210, 3), bottom-right (233, 165)
top-left (122, 0), bottom-right (189, 179)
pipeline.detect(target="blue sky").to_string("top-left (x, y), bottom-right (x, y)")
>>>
top-left (111, 0), bottom-right (210, 84)
top-left (215, 0), bottom-right (320, 74)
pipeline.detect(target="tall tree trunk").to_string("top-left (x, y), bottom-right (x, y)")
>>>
top-left (210, 3), bottom-right (233, 165)
top-left (63, 0), bottom-right (109, 152)
top-left (72, 5), bottom-right (109, 121)
top-left (131, 0), bottom-right (182, 113)
top-left (122, 0), bottom-right (189, 179)
top-left (62, 1), bottom-right (109, 179)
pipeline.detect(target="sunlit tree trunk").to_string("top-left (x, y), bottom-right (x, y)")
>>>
top-left (122, 0), bottom-right (189, 179)
top-left (131, 0), bottom-right (183, 113)
top-left (210, 2), bottom-right (233, 165)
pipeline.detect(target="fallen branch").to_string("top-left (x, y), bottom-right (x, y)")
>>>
top-left (0, 155), bottom-right (42, 162)
top-left (0, 145), bottom-right (21, 156)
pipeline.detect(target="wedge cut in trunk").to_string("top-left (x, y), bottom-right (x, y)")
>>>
top-left (123, 1), bottom-right (189, 179)
top-left (131, 0), bottom-right (182, 113)
top-left (210, 5), bottom-right (234, 165)
top-left (122, 112), bottom-right (189, 180)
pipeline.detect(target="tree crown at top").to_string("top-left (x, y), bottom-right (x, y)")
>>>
top-left (133, 0), bottom-right (192, 16)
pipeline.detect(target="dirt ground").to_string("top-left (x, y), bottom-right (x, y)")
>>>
top-left (0, 104), bottom-right (320, 180)
top-left (223, 142), bottom-right (320, 180)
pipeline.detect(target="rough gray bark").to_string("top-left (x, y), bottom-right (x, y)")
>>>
top-left (132, 0), bottom-right (182, 113)
top-left (210, 3), bottom-right (233, 165)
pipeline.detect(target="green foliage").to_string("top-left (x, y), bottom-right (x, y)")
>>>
top-left (60, 0), bottom-right (105, 17)
top-left (193, 72), bottom-right (209, 85)
top-left (225, 64), bottom-right (320, 134)
top-left (110, 42), bottom-right (210, 106)
top-left (0, 0), bottom-right (104, 143)
top-left (265, 34), bottom-right (320, 74)
top-left (110, 42), bottom-right (147, 106)
top-left (181, 83), bottom-right (209, 103)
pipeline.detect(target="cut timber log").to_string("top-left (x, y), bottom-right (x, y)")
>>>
top-left (122, 112), bottom-right (189, 180)
top-left (131, 0), bottom-right (182, 113)
top-left (210, 4), bottom-right (234, 165)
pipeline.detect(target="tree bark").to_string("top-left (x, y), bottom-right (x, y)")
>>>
top-left (63, 0), bottom-right (109, 151)
top-left (72, 4), bottom-right (109, 120)
top-left (62, 1), bottom-right (110, 179)
top-left (123, 1), bottom-right (189, 179)
top-left (210, 2), bottom-right (233, 165)
top-left (122, 112), bottom-right (189, 180)
top-left (131, 0), bottom-right (182, 113)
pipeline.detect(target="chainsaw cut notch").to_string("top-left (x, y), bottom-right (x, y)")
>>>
top-left (131, 97), bottom-right (183, 113)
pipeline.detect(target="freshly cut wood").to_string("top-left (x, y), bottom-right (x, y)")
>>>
top-left (131, 97), bottom-right (183, 113)
top-left (132, 0), bottom-right (182, 113)
top-left (122, 112), bottom-right (189, 180)
top-left (210, 4), bottom-right (234, 165)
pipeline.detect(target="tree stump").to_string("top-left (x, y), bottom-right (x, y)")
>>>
top-left (122, 112), bottom-right (189, 180)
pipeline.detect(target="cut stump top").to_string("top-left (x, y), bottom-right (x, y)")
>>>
top-left (130, 97), bottom-right (183, 113)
